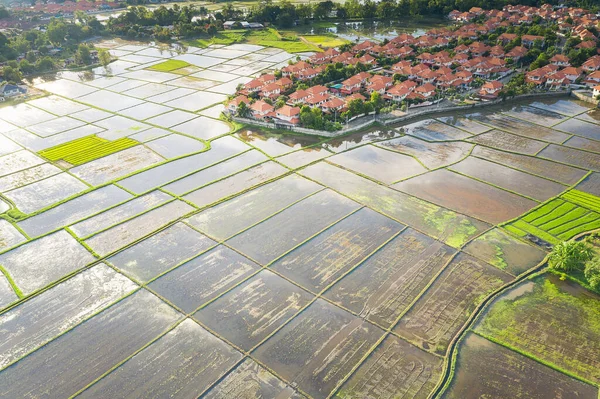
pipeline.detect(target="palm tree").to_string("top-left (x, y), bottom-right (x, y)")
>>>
top-left (548, 241), bottom-right (593, 272)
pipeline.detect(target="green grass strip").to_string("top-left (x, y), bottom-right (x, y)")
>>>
top-left (63, 138), bottom-right (138, 165)
top-left (521, 199), bottom-right (564, 223)
top-left (557, 219), bottom-right (600, 240)
top-left (0, 265), bottom-right (23, 298)
top-left (39, 136), bottom-right (107, 161)
top-left (548, 212), bottom-right (600, 236)
top-left (530, 201), bottom-right (576, 226)
top-left (147, 60), bottom-right (191, 72)
top-left (511, 220), bottom-right (560, 244)
top-left (537, 207), bottom-right (589, 231)
top-left (562, 190), bottom-right (600, 213)
top-left (503, 225), bottom-right (527, 237)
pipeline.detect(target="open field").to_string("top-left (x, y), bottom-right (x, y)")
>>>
top-left (475, 276), bottom-right (600, 385)
top-left (0, 37), bottom-right (599, 399)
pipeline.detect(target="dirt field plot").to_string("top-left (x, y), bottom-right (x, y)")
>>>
top-left (187, 174), bottom-right (321, 241)
top-left (443, 333), bottom-right (598, 399)
top-left (563, 135), bottom-right (600, 153)
top-left (0, 103), bottom-right (55, 127)
top-left (468, 130), bottom-right (547, 155)
top-left (5, 172), bottom-right (88, 214)
top-left (578, 109), bottom-right (600, 125)
top-left (502, 105), bottom-right (566, 127)
top-left (393, 169), bottom-right (537, 224)
top-left (328, 145), bottom-right (427, 184)
top-left (28, 95), bottom-right (88, 116)
top-left (476, 276), bottom-right (600, 384)
top-left (0, 264), bottom-right (137, 369)
top-left (402, 119), bottom-right (472, 141)
top-left (195, 270), bottom-right (313, 350)
top-left (450, 156), bottom-right (565, 201)
top-left (0, 290), bottom-right (181, 398)
top-left (0, 230), bottom-right (96, 296)
top-left (85, 200), bottom-right (194, 256)
top-left (183, 161), bottom-right (289, 208)
top-left (253, 299), bottom-right (384, 399)
top-left (538, 144), bottom-right (600, 171)
top-left (36, 79), bottom-right (98, 99)
top-left (18, 185), bottom-right (132, 237)
top-left (301, 162), bottom-right (489, 248)
top-left (145, 134), bottom-right (205, 159)
top-left (277, 147), bottom-right (332, 169)
top-left (0, 136), bottom-right (21, 157)
top-left (270, 208), bottom-right (402, 293)
top-left (472, 146), bottom-right (586, 185)
top-left (163, 150), bottom-right (267, 196)
top-left (335, 334), bottom-right (443, 399)
top-left (77, 90), bottom-right (145, 112)
top-left (0, 151), bottom-right (45, 177)
top-left (436, 116), bottom-right (490, 134)
top-left (71, 145), bottom-right (164, 186)
top-left (325, 228), bottom-right (455, 329)
top-left (0, 275), bottom-right (16, 309)
top-left (530, 98), bottom-right (591, 116)
top-left (203, 358), bottom-right (303, 399)
top-left (471, 113), bottom-right (569, 143)
top-left (27, 116), bottom-right (87, 137)
top-left (172, 116), bottom-right (232, 140)
top-left (118, 136), bottom-right (247, 194)
top-left (574, 172), bottom-right (600, 196)
top-left (226, 189), bottom-right (360, 265)
top-left (0, 220), bottom-right (25, 252)
top-left (79, 319), bottom-right (241, 398)
top-left (0, 163), bottom-right (61, 194)
top-left (394, 253), bottom-right (513, 354)
top-left (149, 245), bottom-right (260, 313)
top-left (553, 118), bottom-right (600, 140)
top-left (70, 190), bottom-right (172, 238)
top-left (375, 136), bottom-right (472, 169)
top-left (463, 228), bottom-right (546, 276)
top-left (108, 222), bottom-right (216, 283)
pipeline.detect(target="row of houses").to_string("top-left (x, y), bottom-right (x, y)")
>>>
top-left (526, 55), bottom-right (600, 88)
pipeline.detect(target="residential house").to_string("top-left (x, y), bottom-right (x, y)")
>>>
top-left (226, 95), bottom-right (249, 114)
top-left (550, 54), bottom-right (571, 67)
top-left (275, 105), bottom-right (301, 125)
top-left (250, 100), bottom-right (275, 119)
top-left (582, 56), bottom-right (600, 72)
top-left (521, 34), bottom-right (545, 47)
top-left (321, 97), bottom-right (345, 113)
top-left (584, 71), bottom-right (600, 86)
top-left (562, 66), bottom-right (583, 82)
top-left (593, 84), bottom-right (600, 98)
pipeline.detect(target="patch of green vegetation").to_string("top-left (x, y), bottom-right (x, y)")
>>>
top-left (511, 220), bottom-right (561, 244)
top-left (147, 59), bottom-right (191, 72)
top-left (0, 264), bottom-right (23, 298)
top-left (562, 189), bottom-right (600, 213)
top-left (521, 198), bottom-right (565, 223)
top-left (246, 29), bottom-right (321, 53)
top-left (301, 34), bottom-right (349, 48)
top-left (40, 136), bottom-right (107, 162)
top-left (476, 276), bottom-right (600, 384)
top-left (422, 206), bottom-right (478, 248)
top-left (39, 136), bottom-right (138, 166)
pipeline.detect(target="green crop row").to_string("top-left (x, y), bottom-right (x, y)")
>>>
top-left (557, 219), bottom-right (600, 240)
top-left (530, 202), bottom-right (576, 227)
top-left (548, 211), bottom-right (600, 236)
top-left (511, 220), bottom-right (561, 244)
top-left (63, 138), bottom-right (138, 165)
top-left (521, 199), bottom-right (565, 223)
top-left (537, 207), bottom-right (589, 231)
top-left (39, 136), bottom-right (107, 161)
top-left (562, 189), bottom-right (600, 213)
top-left (503, 224), bottom-right (527, 237)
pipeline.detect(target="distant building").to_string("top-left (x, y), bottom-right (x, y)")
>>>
top-left (223, 21), bottom-right (264, 30)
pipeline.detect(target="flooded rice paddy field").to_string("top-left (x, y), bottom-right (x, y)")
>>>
top-left (0, 39), bottom-right (598, 398)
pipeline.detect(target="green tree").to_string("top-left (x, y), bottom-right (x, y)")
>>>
top-left (36, 56), bottom-right (55, 72)
top-left (585, 258), bottom-right (600, 290)
top-left (47, 19), bottom-right (68, 44)
top-left (548, 241), bottom-right (593, 272)
top-left (2, 66), bottom-right (22, 83)
top-left (236, 101), bottom-right (250, 118)
top-left (76, 44), bottom-right (92, 65)
top-left (98, 49), bottom-right (111, 66)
